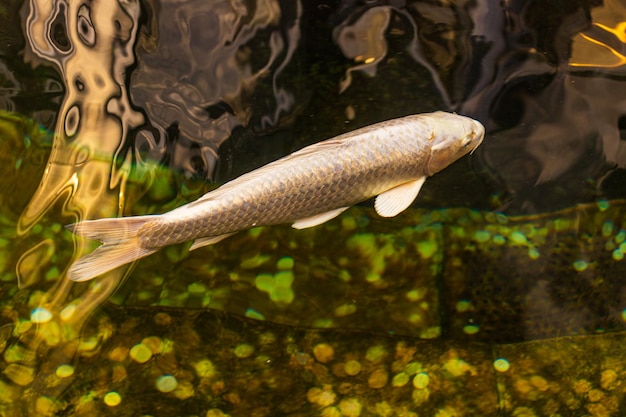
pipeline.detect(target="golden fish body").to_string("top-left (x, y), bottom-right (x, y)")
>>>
top-left (67, 111), bottom-right (484, 281)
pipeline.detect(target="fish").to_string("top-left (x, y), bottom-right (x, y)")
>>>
top-left (66, 111), bottom-right (484, 281)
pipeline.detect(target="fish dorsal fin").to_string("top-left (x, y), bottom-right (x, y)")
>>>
top-left (292, 207), bottom-right (349, 230)
top-left (189, 233), bottom-right (235, 251)
top-left (186, 138), bottom-right (352, 209)
top-left (288, 138), bottom-right (347, 158)
top-left (374, 177), bottom-right (426, 217)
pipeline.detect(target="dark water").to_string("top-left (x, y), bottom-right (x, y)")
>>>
top-left (1, 0), bottom-right (626, 415)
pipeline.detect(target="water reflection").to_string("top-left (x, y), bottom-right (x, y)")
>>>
top-left (1, 0), bottom-right (626, 415)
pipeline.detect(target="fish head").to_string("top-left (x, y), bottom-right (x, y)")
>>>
top-left (424, 112), bottom-right (485, 176)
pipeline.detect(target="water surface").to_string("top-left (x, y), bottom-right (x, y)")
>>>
top-left (1, 0), bottom-right (626, 415)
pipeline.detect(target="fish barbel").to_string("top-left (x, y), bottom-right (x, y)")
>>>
top-left (67, 111), bottom-right (484, 281)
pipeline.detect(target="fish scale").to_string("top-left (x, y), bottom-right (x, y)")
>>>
top-left (140, 119), bottom-right (440, 248)
top-left (66, 111), bottom-right (484, 281)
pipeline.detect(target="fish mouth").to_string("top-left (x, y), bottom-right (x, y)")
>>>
top-left (469, 136), bottom-right (482, 155)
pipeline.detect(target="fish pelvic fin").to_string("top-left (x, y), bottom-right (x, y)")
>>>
top-left (66, 216), bottom-right (158, 282)
top-left (374, 177), bottom-right (426, 217)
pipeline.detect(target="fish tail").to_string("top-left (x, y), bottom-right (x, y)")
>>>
top-left (66, 215), bottom-right (158, 282)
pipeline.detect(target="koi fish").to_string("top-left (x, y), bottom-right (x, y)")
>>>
top-left (67, 111), bottom-right (484, 281)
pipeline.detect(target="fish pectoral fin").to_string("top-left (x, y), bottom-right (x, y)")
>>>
top-left (292, 207), bottom-right (349, 230)
top-left (374, 177), bottom-right (426, 217)
top-left (189, 233), bottom-right (235, 251)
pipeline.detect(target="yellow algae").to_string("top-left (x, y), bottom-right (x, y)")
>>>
top-left (344, 360), bottom-right (362, 376)
top-left (274, 270), bottom-right (294, 288)
top-left (173, 380), bottom-right (195, 400)
top-left (129, 343), bottom-right (153, 363)
top-left (255, 274), bottom-right (274, 292)
top-left (346, 233), bottom-right (377, 257)
top-left (600, 369), bottom-right (618, 390)
top-left (245, 309), bottom-right (265, 320)
top-left (474, 230), bottom-right (491, 242)
top-left (509, 231), bottom-right (528, 245)
top-left (338, 269), bottom-right (351, 282)
top-left (30, 307), bottom-right (53, 323)
top-left (142, 336), bottom-right (163, 354)
top-left (334, 303), bottom-right (357, 317)
top-left (463, 324), bottom-right (480, 335)
top-left (240, 253), bottom-right (270, 269)
top-left (193, 359), bottom-right (217, 378)
top-left (434, 406), bottom-right (460, 417)
top-left (573, 260), bottom-right (589, 272)
top-left (16, 320), bottom-right (32, 334)
top-left (455, 300), bottom-right (473, 312)
top-left (3, 363), bottom-right (35, 386)
top-left (36, 396), bottom-right (57, 415)
top-left (206, 409), bottom-right (231, 417)
top-left (321, 406), bottom-right (341, 417)
top-left (259, 332), bottom-right (277, 345)
top-left (512, 407), bottom-right (537, 417)
top-left (365, 345), bottom-right (387, 363)
top-left (271, 286), bottom-right (295, 304)
top-left (108, 346), bottom-right (129, 362)
top-left (420, 327), bottom-right (441, 339)
top-left (276, 256), bottom-right (294, 270)
top-left (103, 391), bottom-right (121, 406)
top-left (111, 364), bottom-right (127, 383)
top-left (60, 303), bottom-right (78, 321)
top-left (4, 344), bottom-right (36, 363)
top-left (307, 386), bottom-right (337, 407)
top-left (0, 380), bottom-right (19, 403)
top-left (188, 282), bottom-right (207, 294)
top-left (529, 375), bottom-right (549, 391)
top-left (602, 220), bottom-right (614, 237)
top-left (366, 272), bottom-right (381, 283)
top-left (416, 240), bottom-right (437, 259)
top-left (586, 403), bottom-right (610, 417)
top-left (493, 358), bottom-right (510, 373)
top-left (392, 372), bottom-right (410, 387)
top-left (412, 387), bottom-right (430, 405)
top-left (528, 247), bottom-right (540, 259)
top-left (515, 379), bottom-right (532, 395)
top-left (77, 337), bottom-right (100, 354)
top-left (156, 374), bottom-right (178, 393)
top-left (412, 372), bottom-right (429, 389)
top-left (339, 397), bottom-right (362, 417)
top-left (597, 199), bottom-right (610, 211)
top-left (341, 216), bottom-right (357, 231)
top-left (404, 362), bottom-right (423, 375)
top-left (405, 289), bottom-right (424, 302)
top-left (444, 358), bottom-right (475, 377)
top-left (368, 368), bottom-right (388, 389)
top-left (233, 343), bottom-right (254, 358)
top-left (375, 401), bottom-right (393, 417)
top-left (39, 321), bottom-right (61, 347)
top-left (55, 364), bottom-right (75, 378)
top-left (587, 388), bottom-right (604, 402)
top-left (313, 343), bottom-right (334, 363)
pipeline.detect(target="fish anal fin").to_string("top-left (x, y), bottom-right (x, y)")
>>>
top-left (292, 207), bottom-right (349, 230)
top-left (374, 177), bottom-right (426, 217)
top-left (189, 233), bottom-right (235, 251)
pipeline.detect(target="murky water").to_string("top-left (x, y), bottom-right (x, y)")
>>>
top-left (1, 0), bottom-right (626, 415)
